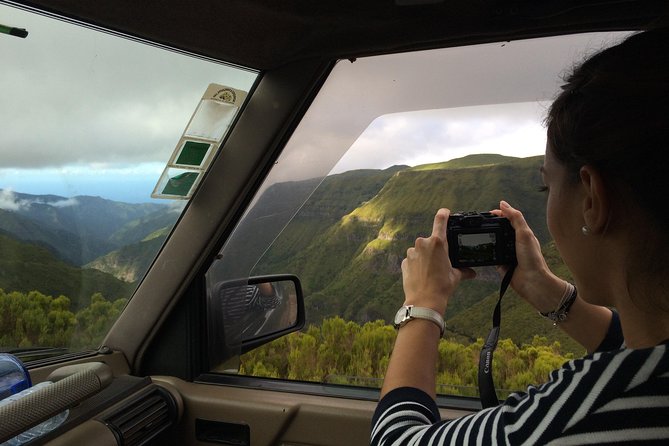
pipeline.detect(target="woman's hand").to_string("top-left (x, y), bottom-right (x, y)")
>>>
top-left (402, 208), bottom-right (475, 315)
top-left (492, 200), bottom-right (566, 313)
top-left (492, 200), bottom-right (613, 352)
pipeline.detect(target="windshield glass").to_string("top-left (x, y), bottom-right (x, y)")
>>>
top-left (0, 4), bottom-right (257, 356)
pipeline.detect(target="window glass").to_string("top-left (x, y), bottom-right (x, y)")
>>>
top-left (207, 32), bottom-right (628, 397)
top-left (0, 4), bottom-right (257, 358)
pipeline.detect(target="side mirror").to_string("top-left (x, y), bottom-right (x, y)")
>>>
top-left (208, 275), bottom-right (305, 365)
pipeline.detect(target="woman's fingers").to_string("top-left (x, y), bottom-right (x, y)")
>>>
top-left (432, 208), bottom-right (450, 239)
top-left (402, 209), bottom-right (478, 303)
top-left (494, 200), bottom-right (539, 251)
top-left (499, 200), bottom-right (530, 231)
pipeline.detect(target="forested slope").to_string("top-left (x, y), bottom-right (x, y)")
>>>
top-left (252, 154), bottom-right (582, 355)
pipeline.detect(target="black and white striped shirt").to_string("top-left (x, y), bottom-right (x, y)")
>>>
top-left (371, 316), bottom-right (669, 445)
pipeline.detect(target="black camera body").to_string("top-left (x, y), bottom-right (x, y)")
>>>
top-left (447, 212), bottom-right (516, 267)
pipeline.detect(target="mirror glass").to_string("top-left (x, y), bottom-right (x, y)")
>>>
top-left (211, 277), bottom-right (301, 347)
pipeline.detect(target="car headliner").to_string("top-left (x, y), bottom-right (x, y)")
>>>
top-left (7, 0), bottom-right (669, 70)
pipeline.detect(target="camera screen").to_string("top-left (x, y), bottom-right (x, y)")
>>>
top-left (457, 232), bottom-right (496, 262)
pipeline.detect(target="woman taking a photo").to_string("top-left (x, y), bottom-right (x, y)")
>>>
top-left (372, 28), bottom-right (669, 444)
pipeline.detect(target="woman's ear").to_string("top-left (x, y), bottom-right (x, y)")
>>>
top-left (579, 165), bottom-right (610, 234)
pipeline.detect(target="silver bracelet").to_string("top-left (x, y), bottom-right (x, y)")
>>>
top-left (539, 282), bottom-right (577, 326)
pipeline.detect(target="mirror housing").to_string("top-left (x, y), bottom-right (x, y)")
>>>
top-left (208, 274), bottom-right (305, 365)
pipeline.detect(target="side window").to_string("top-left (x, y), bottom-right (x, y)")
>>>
top-left (206, 32), bottom-right (627, 399)
top-left (240, 115), bottom-right (578, 399)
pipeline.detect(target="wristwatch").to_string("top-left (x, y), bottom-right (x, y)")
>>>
top-left (393, 305), bottom-right (445, 336)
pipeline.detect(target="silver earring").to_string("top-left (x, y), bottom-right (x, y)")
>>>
top-left (581, 225), bottom-right (590, 236)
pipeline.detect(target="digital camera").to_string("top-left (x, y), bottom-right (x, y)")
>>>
top-left (447, 212), bottom-right (516, 267)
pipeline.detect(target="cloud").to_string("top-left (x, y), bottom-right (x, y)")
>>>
top-left (0, 189), bottom-right (23, 211)
top-left (0, 5), bottom-right (256, 169)
top-left (50, 197), bottom-right (79, 208)
top-left (320, 102), bottom-right (548, 175)
top-left (0, 189), bottom-right (80, 211)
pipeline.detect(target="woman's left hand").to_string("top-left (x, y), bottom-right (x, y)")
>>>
top-left (402, 208), bottom-right (476, 315)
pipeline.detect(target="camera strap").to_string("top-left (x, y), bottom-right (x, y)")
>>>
top-left (478, 262), bottom-right (516, 409)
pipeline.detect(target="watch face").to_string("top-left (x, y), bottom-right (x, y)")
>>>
top-left (394, 306), bottom-right (410, 326)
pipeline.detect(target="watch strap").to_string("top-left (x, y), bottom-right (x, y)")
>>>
top-left (395, 305), bottom-right (445, 336)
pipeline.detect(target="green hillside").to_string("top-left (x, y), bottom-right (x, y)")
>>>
top-left (258, 167), bottom-right (408, 259)
top-left (409, 153), bottom-right (518, 171)
top-left (109, 209), bottom-right (178, 246)
top-left (249, 154), bottom-right (582, 352)
top-left (0, 192), bottom-right (171, 265)
top-left (348, 155), bottom-right (547, 242)
top-left (86, 230), bottom-right (168, 282)
top-left (0, 209), bottom-right (113, 266)
top-left (12, 193), bottom-right (165, 245)
top-left (219, 166), bottom-right (406, 279)
top-left (0, 233), bottom-right (133, 309)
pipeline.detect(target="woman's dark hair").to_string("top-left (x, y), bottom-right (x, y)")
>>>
top-left (547, 28), bottom-right (669, 307)
top-left (546, 28), bottom-right (669, 227)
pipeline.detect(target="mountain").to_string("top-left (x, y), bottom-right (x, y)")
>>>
top-left (0, 191), bottom-right (173, 265)
top-left (0, 209), bottom-right (97, 266)
top-left (0, 233), bottom-right (133, 309)
top-left (216, 165), bottom-right (408, 279)
top-left (108, 207), bottom-right (181, 246)
top-left (85, 228), bottom-right (169, 282)
top-left (247, 154), bottom-right (579, 351)
top-left (409, 153), bottom-right (519, 171)
top-left (0, 154), bottom-right (570, 352)
top-left (0, 191), bottom-right (178, 306)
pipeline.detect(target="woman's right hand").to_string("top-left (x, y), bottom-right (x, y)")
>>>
top-left (492, 200), bottom-right (567, 313)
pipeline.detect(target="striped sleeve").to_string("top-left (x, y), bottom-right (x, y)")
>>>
top-left (371, 343), bottom-right (669, 445)
top-left (371, 387), bottom-right (441, 445)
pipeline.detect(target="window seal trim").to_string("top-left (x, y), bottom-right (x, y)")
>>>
top-left (195, 373), bottom-right (483, 411)
top-left (23, 349), bottom-right (99, 369)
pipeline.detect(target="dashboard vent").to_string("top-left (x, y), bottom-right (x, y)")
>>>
top-left (102, 386), bottom-right (177, 446)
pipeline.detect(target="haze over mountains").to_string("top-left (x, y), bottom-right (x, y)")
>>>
top-left (0, 154), bottom-right (581, 354)
top-left (0, 190), bottom-right (178, 307)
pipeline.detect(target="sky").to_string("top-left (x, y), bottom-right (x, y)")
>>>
top-left (0, 4), bottom-right (630, 204)
top-left (331, 102), bottom-right (548, 174)
top-left (263, 31), bottom-right (628, 186)
top-left (0, 5), bottom-right (256, 203)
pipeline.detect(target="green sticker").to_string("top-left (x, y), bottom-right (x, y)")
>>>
top-left (175, 141), bottom-right (210, 166)
top-left (162, 172), bottom-right (199, 196)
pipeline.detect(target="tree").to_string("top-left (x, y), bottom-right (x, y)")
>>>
top-left (238, 317), bottom-right (575, 399)
top-left (72, 293), bottom-right (128, 348)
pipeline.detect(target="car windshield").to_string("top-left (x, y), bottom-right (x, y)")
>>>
top-left (208, 31), bottom-right (630, 397)
top-left (0, 4), bottom-right (257, 356)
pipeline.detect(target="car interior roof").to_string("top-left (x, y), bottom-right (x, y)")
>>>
top-left (9, 0), bottom-right (669, 70)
